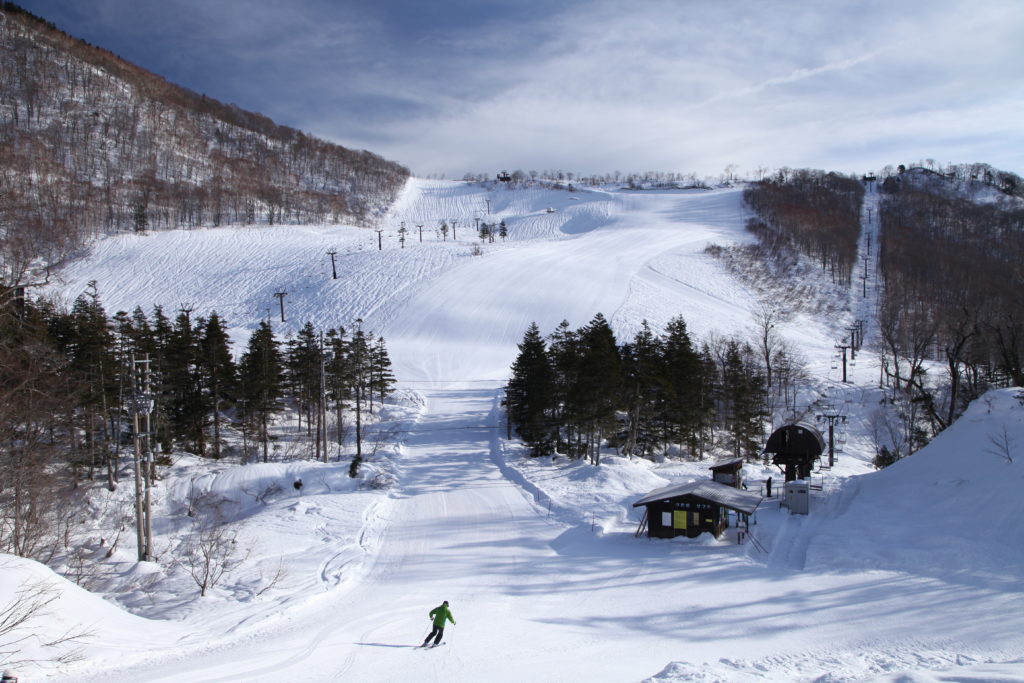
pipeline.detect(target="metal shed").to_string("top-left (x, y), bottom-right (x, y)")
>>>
top-left (633, 480), bottom-right (762, 539)
top-left (763, 423), bottom-right (825, 482)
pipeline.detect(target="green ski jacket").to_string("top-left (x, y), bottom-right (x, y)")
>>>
top-left (429, 604), bottom-right (455, 627)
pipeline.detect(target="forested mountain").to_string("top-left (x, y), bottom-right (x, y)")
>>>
top-left (875, 167), bottom-right (1024, 431)
top-left (738, 164), bottom-right (1024, 459)
top-left (0, 1), bottom-right (409, 289)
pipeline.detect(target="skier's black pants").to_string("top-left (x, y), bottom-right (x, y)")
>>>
top-left (424, 625), bottom-right (444, 646)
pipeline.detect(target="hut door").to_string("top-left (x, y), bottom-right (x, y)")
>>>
top-left (672, 510), bottom-right (687, 530)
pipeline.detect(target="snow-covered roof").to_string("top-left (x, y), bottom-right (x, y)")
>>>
top-left (633, 479), bottom-right (763, 515)
top-left (709, 457), bottom-right (744, 470)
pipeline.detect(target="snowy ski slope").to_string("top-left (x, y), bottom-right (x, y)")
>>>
top-left (10, 179), bottom-right (1024, 682)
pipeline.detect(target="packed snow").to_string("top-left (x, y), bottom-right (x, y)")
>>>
top-left (4, 179), bottom-right (1023, 682)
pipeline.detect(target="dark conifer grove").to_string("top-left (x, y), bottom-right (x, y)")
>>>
top-left (506, 315), bottom-right (800, 463)
top-left (0, 291), bottom-right (395, 560)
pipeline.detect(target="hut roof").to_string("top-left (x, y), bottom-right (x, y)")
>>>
top-left (632, 480), bottom-right (762, 515)
top-left (709, 457), bottom-right (744, 471)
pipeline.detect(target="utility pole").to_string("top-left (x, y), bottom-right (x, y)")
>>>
top-left (274, 290), bottom-right (287, 323)
top-left (835, 342), bottom-right (850, 383)
top-left (417, 224), bottom-right (424, 243)
top-left (132, 354), bottom-right (155, 562)
top-left (354, 319), bottom-right (363, 465)
top-left (375, 229), bottom-right (384, 250)
top-left (327, 249), bottom-right (338, 279)
top-left (484, 198), bottom-right (491, 215)
top-left (179, 303), bottom-right (194, 328)
top-left (451, 219), bottom-right (457, 241)
top-left (314, 334), bottom-right (321, 461)
top-left (238, 397), bottom-right (249, 460)
top-left (816, 411), bottom-right (846, 468)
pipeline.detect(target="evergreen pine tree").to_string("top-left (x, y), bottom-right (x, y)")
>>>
top-left (621, 321), bottom-right (664, 457)
top-left (572, 313), bottom-right (622, 464)
top-left (347, 325), bottom-right (372, 476)
top-left (165, 312), bottom-right (205, 454)
top-left (198, 312), bottom-right (235, 459)
top-left (507, 322), bottom-right (554, 456)
top-left (661, 316), bottom-right (705, 457)
top-left (324, 326), bottom-right (351, 456)
top-left (720, 339), bottom-right (766, 460)
top-left (285, 322), bottom-right (322, 439)
top-left (66, 284), bottom-right (117, 478)
top-left (370, 336), bottom-right (396, 407)
top-left (547, 320), bottom-right (580, 454)
top-left (239, 321), bottom-right (284, 462)
top-left (149, 305), bottom-right (175, 453)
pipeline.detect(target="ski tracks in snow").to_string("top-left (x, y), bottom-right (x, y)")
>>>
top-left (764, 476), bottom-right (862, 571)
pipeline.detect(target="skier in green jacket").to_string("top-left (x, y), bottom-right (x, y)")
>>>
top-left (422, 600), bottom-right (455, 647)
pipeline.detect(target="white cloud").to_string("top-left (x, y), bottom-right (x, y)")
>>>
top-left (23, 0), bottom-right (1024, 177)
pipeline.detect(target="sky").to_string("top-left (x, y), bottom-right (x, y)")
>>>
top-left (14, 0), bottom-right (1024, 179)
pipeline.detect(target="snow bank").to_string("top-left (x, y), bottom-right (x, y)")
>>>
top-left (806, 388), bottom-right (1024, 585)
top-left (0, 554), bottom-right (182, 677)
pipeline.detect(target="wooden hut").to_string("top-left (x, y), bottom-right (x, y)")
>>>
top-left (763, 423), bottom-right (825, 482)
top-left (709, 457), bottom-right (744, 489)
top-left (633, 480), bottom-right (762, 539)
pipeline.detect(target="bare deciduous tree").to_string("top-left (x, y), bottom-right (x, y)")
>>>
top-left (177, 514), bottom-right (247, 597)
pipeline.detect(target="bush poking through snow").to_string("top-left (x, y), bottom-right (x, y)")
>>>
top-left (176, 502), bottom-right (249, 597)
top-left (986, 425), bottom-right (1016, 464)
top-left (0, 576), bottom-right (91, 668)
top-left (368, 472), bottom-right (397, 490)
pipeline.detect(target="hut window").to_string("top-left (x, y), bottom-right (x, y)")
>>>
top-left (661, 511), bottom-right (671, 527)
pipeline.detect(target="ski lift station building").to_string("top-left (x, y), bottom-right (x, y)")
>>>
top-left (633, 480), bottom-right (762, 539)
top-left (763, 423), bottom-right (826, 482)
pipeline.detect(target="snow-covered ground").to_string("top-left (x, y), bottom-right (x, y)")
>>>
top-left (5, 179), bottom-right (1023, 682)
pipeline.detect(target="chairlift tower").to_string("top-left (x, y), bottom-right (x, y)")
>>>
top-left (327, 249), bottom-right (338, 279)
top-left (273, 291), bottom-right (287, 323)
top-left (835, 342), bottom-right (851, 382)
top-left (816, 411), bottom-right (847, 468)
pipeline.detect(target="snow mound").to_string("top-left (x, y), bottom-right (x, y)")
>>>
top-left (0, 554), bottom-right (182, 677)
top-left (806, 388), bottom-right (1024, 585)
